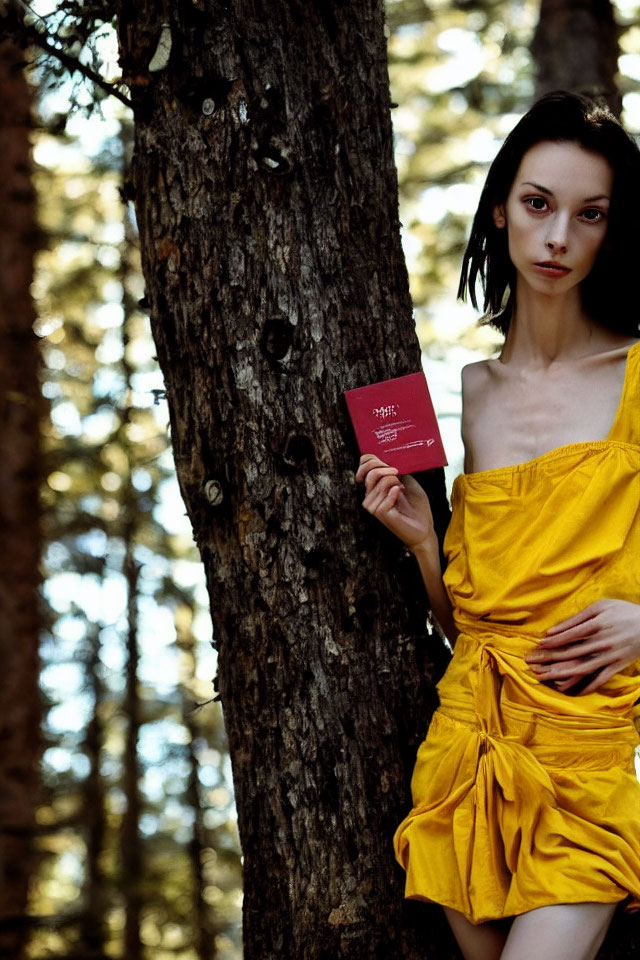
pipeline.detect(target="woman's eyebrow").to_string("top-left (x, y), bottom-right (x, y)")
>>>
top-left (522, 181), bottom-right (553, 195)
top-left (521, 180), bottom-right (609, 203)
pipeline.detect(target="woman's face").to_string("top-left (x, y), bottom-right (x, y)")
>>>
top-left (495, 140), bottom-right (613, 295)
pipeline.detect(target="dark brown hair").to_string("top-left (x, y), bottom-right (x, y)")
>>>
top-left (458, 92), bottom-right (640, 336)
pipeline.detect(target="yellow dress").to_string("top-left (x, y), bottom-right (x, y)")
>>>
top-left (393, 341), bottom-right (640, 924)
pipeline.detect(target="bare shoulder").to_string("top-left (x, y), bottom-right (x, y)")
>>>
top-left (461, 359), bottom-right (493, 406)
top-left (460, 361), bottom-right (495, 468)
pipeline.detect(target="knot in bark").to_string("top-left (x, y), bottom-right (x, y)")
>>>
top-left (281, 433), bottom-right (315, 472)
top-left (261, 315), bottom-right (294, 364)
top-left (203, 479), bottom-right (224, 506)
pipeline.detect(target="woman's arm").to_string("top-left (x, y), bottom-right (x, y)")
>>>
top-left (355, 454), bottom-right (457, 645)
top-left (410, 537), bottom-right (458, 644)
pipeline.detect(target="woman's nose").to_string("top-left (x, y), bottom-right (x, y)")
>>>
top-left (545, 215), bottom-right (569, 254)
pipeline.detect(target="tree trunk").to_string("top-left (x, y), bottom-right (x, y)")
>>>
top-left (116, 2), bottom-right (452, 957)
top-left (0, 29), bottom-right (42, 960)
top-left (81, 626), bottom-right (109, 959)
top-left (531, 0), bottom-right (621, 114)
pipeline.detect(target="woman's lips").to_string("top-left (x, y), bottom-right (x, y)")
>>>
top-left (533, 261), bottom-right (572, 276)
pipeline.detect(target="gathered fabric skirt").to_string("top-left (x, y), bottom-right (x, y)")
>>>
top-left (393, 630), bottom-right (640, 924)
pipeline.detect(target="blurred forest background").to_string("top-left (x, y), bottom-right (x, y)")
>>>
top-left (2, 0), bottom-right (640, 957)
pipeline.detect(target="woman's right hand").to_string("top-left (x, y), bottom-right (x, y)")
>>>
top-left (355, 454), bottom-right (436, 553)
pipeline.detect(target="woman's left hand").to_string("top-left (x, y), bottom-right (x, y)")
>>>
top-left (525, 599), bottom-right (640, 695)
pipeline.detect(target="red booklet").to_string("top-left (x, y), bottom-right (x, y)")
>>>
top-left (344, 371), bottom-right (447, 473)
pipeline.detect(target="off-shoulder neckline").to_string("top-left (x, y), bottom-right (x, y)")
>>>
top-left (454, 339), bottom-right (640, 486)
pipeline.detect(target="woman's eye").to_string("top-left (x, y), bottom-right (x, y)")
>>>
top-left (580, 208), bottom-right (605, 222)
top-left (525, 197), bottom-right (547, 211)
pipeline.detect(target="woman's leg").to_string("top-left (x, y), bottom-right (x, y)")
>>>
top-left (500, 902), bottom-right (617, 960)
top-left (443, 907), bottom-right (509, 960)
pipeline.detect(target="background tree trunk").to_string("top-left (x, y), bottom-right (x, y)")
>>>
top-left (0, 28), bottom-right (42, 960)
top-left (531, 0), bottom-right (621, 114)
top-left (81, 626), bottom-right (109, 960)
top-left (119, 169), bottom-right (144, 960)
top-left (121, 519), bottom-right (143, 959)
top-left (181, 643), bottom-right (219, 960)
top-left (116, 1), bottom-right (452, 957)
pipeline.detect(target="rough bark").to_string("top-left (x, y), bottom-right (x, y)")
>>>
top-left (0, 29), bottom-right (42, 960)
top-left (531, 0), bottom-right (621, 114)
top-left (116, 1), bottom-right (452, 957)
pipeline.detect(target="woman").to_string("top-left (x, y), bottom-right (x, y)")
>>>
top-left (356, 92), bottom-right (640, 960)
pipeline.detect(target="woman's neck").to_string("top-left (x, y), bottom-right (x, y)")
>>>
top-left (500, 284), bottom-right (602, 366)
